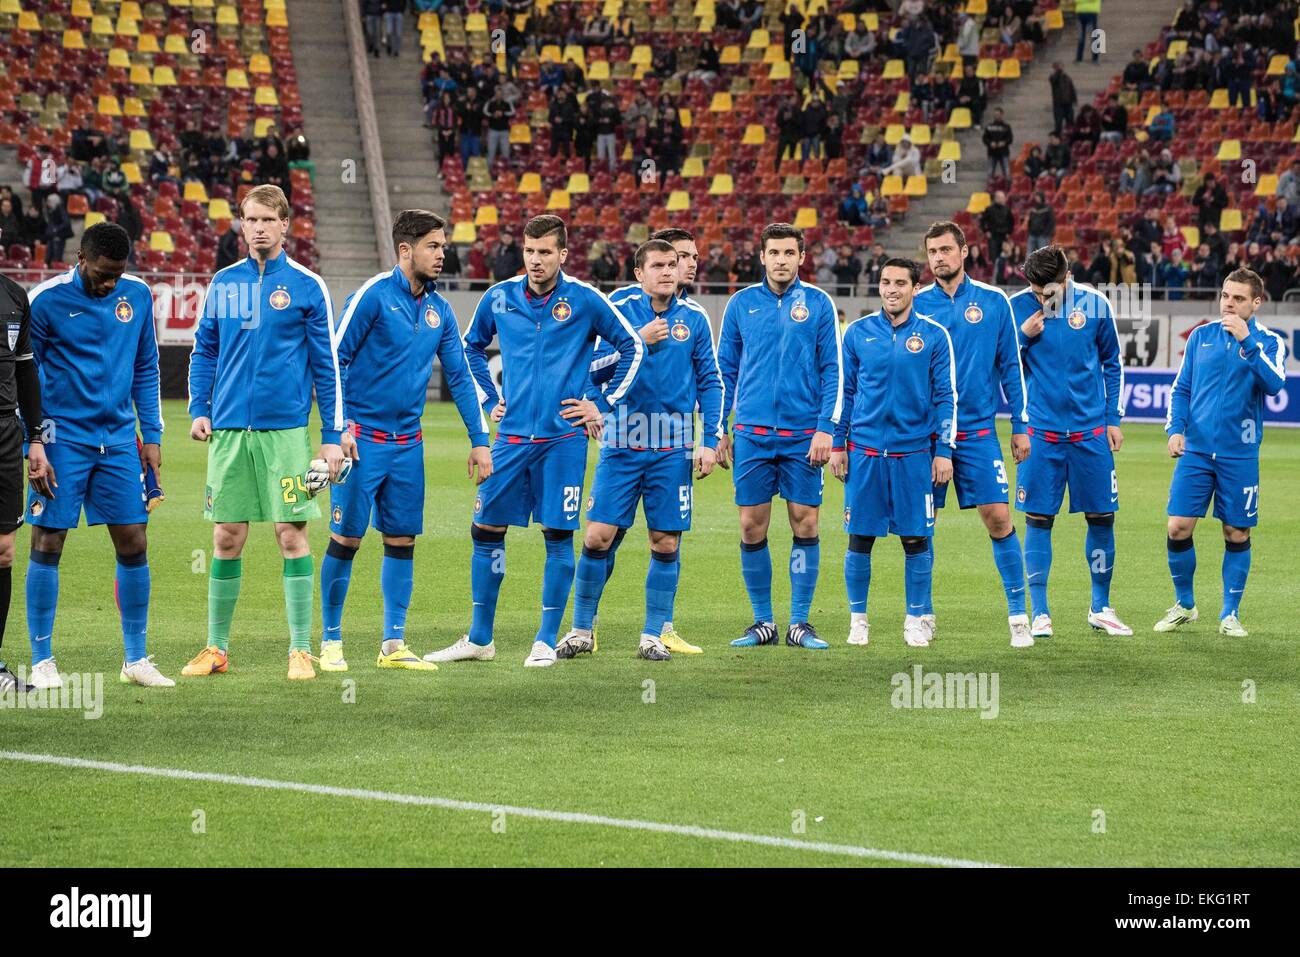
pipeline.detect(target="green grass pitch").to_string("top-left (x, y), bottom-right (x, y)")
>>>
top-left (1, 402), bottom-right (1297, 867)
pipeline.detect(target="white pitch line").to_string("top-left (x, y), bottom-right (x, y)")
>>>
top-left (0, 751), bottom-right (1004, 868)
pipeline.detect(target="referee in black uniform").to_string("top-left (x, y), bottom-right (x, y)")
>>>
top-left (0, 269), bottom-right (53, 692)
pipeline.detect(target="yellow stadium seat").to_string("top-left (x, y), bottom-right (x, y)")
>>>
top-left (1180, 226), bottom-right (1200, 248)
top-left (665, 190), bottom-right (690, 212)
top-left (1267, 54), bottom-right (1289, 76)
top-left (546, 190), bottom-right (570, 210)
top-left (998, 58), bottom-right (1020, 79)
top-left (603, 0), bottom-right (622, 14)
top-left (976, 58), bottom-right (997, 79)
top-left (746, 29), bottom-right (769, 48)
top-left (98, 95), bottom-right (122, 116)
top-left (208, 198), bottom-right (233, 220)
top-left (90, 14), bottom-right (113, 34)
top-left (838, 13), bottom-right (856, 31)
top-left (164, 34), bottom-right (187, 53)
top-left (149, 231), bottom-right (174, 253)
top-left (474, 206), bottom-right (500, 226)
top-left (1208, 88), bottom-right (1229, 109)
top-left (1165, 40), bottom-right (1187, 60)
top-left (136, 34), bottom-right (159, 53)
top-left (1255, 174), bottom-right (1278, 196)
top-left (152, 66), bottom-right (177, 86)
top-left (893, 92), bottom-right (909, 112)
top-left (123, 97), bottom-right (146, 117)
top-left (83, 211), bottom-right (107, 229)
top-left (630, 45), bottom-right (652, 65)
top-left (708, 174), bottom-right (734, 195)
top-left (838, 59), bottom-right (859, 79)
top-left (451, 221), bottom-right (477, 244)
top-left (884, 124), bottom-right (906, 145)
top-left (15, 11), bottom-right (37, 31)
top-left (1216, 140), bottom-right (1241, 161)
top-left (517, 172), bottom-right (542, 193)
top-left (793, 207), bottom-right (817, 229)
top-left (1219, 209), bottom-right (1242, 232)
top-left (71, 0), bottom-right (93, 16)
top-left (967, 191), bottom-right (991, 214)
top-left (216, 6), bottom-right (239, 26)
top-left (937, 140), bottom-right (962, 162)
top-left (941, 42), bottom-right (961, 64)
top-left (882, 59), bottom-right (905, 80)
top-left (509, 123), bottom-right (532, 145)
top-left (121, 2), bottom-right (142, 18)
top-left (742, 124), bottom-right (766, 145)
top-left (129, 67), bottom-right (152, 87)
top-left (880, 176), bottom-right (904, 196)
top-left (561, 45), bottom-right (585, 69)
top-left (904, 175), bottom-right (928, 197)
top-left (121, 162), bottom-right (143, 185)
top-left (709, 92), bottom-right (732, 112)
top-left (109, 47), bottom-right (131, 68)
top-left (863, 12), bottom-right (879, 29)
top-left (762, 44), bottom-right (785, 64)
top-left (681, 157), bottom-right (704, 178)
top-left (254, 86), bottom-right (278, 107)
top-left (184, 181), bottom-right (209, 202)
top-left (566, 173), bottom-right (590, 194)
top-left (253, 118), bottom-right (275, 138)
top-left (678, 107), bottom-right (692, 128)
top-left (768, 60), bottom-right (791, 80)
top-left (588, 60), bottom-right (610, 81)
top-left (249, 53), bottom-right (271, 75)
top-left (226, 69), bottom-right (249, 90)
top-left (720, 45), bottom-right (741, 64)
top-left (948, 107), bottom-right (972, 129)
top-left (908, 124), bottom-right (931, 145)
top-left (63, 30), bottom-right (86, 49)
top-left (129, 129), bottom-right (154, 151)
top-left (266, 8), bottom-right (287, 26)
top-left (465, 12), bottom-right (488, 31)
top-left (965, 0), bottom-right (987, 13)
top-left (1044, 8), bottom-right (1063, 29)
top-left (115, 16), bottom-right (139, 36)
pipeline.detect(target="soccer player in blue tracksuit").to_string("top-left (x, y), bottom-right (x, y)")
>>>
top-left (1156, 269), bottom-right (1287, 637)
top-left (24, 222), bottom-right (173, 688)
top-left (916, 221), bottom-right (1033, 648)
top-left (554, 238), bottom-right (723, 661)
top-left (425, 215), bottom-right (644, 668)
top-left (1009, 245), bottom-right (1131, 639)
top-left (716, 222), bottom-right (843, 650)
top-left (319, 210), bottom-right (493, 673)
top-left (831, 258), bottom-right (956, 648)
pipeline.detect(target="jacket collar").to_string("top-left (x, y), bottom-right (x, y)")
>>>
top-left (246, 248), bottom-right (287, 276)
top-left (389, 263), bottom-right (430, 298)
top-left (759, 276), bottom-right (803, 300)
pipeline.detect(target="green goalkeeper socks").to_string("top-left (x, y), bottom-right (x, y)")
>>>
top-left (283, 555), bottom-right (314, 652)
top-left (208, 557), bottom-right (242, 652)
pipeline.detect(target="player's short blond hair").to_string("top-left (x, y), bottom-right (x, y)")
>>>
top-left (240, 184), bottom-right (290, 219)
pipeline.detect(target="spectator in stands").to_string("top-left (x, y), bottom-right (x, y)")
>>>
top-left (832, 244), bottom-right (862, 297)
top-left (812, 241), bottom-right (836, 286)
top-left (467, 239), bottom-right (489, 290)
top-left (882, 136), bottom-right (921, 179)
top-left (929, 69), bottom-right (954, 115)
top-left (363, 0), bottom-right (384, 57)
top-left (625, 91), bottom-right (653, 129)
top-left (574, 100), bottom-right (596, 168)
top-left (1259, 245), bottom-right (1298, 302)
top-left (1091, 238), bottom-right (1137, 285)
top-left (801, 93), bottom-right (829, 162)
top-left (1148, 103), bottom-right (1175, 142)
top-left (651, 45), bottom-right (677, 79)
top-left (548, 88), bottom-right (577, 159)
top-left (652, 103), bottom-right (684, 178)
top-left (862, 243), bottom-right (888, 287)
top-left (1255, 79), bottom-right (1283, 124)
top-left (1023, 145), bottom-right (1046, 183)
top-left (1160, 215), bottom-right (1189, 260)
top-left (593, 89), bottom-right (621, 173)
top-left (1193, 173), bottom-right (1228, 232)
top-left (1249, 198), bottom-right (1298, 247)
top-left (434, 92), bottom-right (459, 168)
top-left (965, 243), bottom-right (992, 281)
top-left (994, 241), bottom-right (1024, 285)
top-left (956, 11), bottom-right (979, 68)
top-left (0, 197), bottom-right (21, 248)
top-left (539, 59), bottom-right (563, 94)
top-left (957, 64), bottom-right (986, 127)
top-left (899, 16), bottom-right (937, 79)
top-left (0, 186), bottom-right (21, 222)
top-left (1221, 42), bottom-right (1255, 111)
top-left (1122, 48), bottom-right (1151, 90)
top-left (56, 161), bottom-right (84, 205)
top-left (1100, 94), bottom-right (1128, 144)
top-left (845, 21), bottom-right (876, 63)
top-left (560, 58), bottom-right (585, 89)
top-left (26, 145), bottom-right (58, 211)
top-left (861, 131), bottom-right (891, 179)
top-left (716, 0), bottom-right (741, 30)
top-left (1075, 0), bottom-right (1100, 64)
top-left (702, 245), bottom-right (731, 289)
top-left (591, 245), bottom-right (621, 289)
top-left (216, 220), bottom-right (243, 271)
top-left (1049, 62), bottom-right (1077, 135)
top-left (583, 12), bottom-right (613, 47)
top-left (691, 38), bottom-right (721, 81)
top-left (492, 231), bottom-right (525, 281)
top-left (1201, 221), bottom-right (1228, 265)
top-left (1064, 246), bottom-right (1088, 283)
top-left (485, 88), bottom-right (514, 168)
top-left (1044, 131), bottom-right (1071, 182)
top-left (504, 19), bottom-right (526, 77)
top-left (440, 238), bottom-right (461, 290)
top-left (1280, 62), bottom-right (1298, 111)
top-left (1118, 149), bottom-right (1151, 195)
top-left (734, 239), bottom-right (761, 285)
top-left (823, 113), bottom-right (845, 165)
top-left (1145, 149), bottom-right (1181, 196)
top-left (982, 108), bottom-right (1014, 181)
top-left (1132, 206), bottom-right (1162, 248)
top-left (839, 184), bottom-right (869, 226)
top-left (1158, 246), bottom-right (1189, 300)
top-left (113, 196), bottom-right (141, 256)
top-left (629, 117), bottom-right (654, 179)
top-left (458, 88), bottom-right (485, 168)
top-left (912, 72), bottom-right (935, 120)
top-left (1026, 191), bottom-right (1055, 252)
top-left (382, 0), bottom-right (406, 57)
top-left (19, 202), bottom-right (45, 255)
top-left (257, 141), bottom-right (291, 198)
top-left (1070, 104), bottom-right (1101, 152)
top-left (980, 190), bottom-right (1014, 261)
top-left (42, 194), bottom-right (73, 266)
top-left (1277, 158), bottom-right (1300, 206)
top-left (1188, 244), bottom-right (1220, 299)
top-left (867, 195), bottom-right (890, 228)
top-left (738, 0), bottom-right (765, 30)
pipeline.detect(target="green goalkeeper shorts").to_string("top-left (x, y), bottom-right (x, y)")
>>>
top-left (204, 427), bottom-right (320, 524)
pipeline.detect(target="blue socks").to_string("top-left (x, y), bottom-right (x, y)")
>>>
top-left (1221, 538), bottom-right (1251, 619)
top-left (381, 543), bottom-right (414, 643)
top-left (603, 527), bottom-right (626, 585)
top-left (1168, 535), bottom-right (1196, 608)
top-left (26, 548), bottom-right (60, 664)
top-left (844, 535), bottom-right (873, 615)
top-left (903, 539), bottom-right (932, 616)
top-left (991, 529), bottom-right (1027, 616)
top-left (789, 536), bottom-right (819, 623)
top-left (320, 538), bottom-right (357, 643)
top-left (573, 544), bottom-right (609, 631)
top-left (1024, 516), bottom-right (1053, 618)
top-left (469, 525), bottom-right (506, 646)
top-left (115, 551), bottom-right (150, 663)
top-left (740, 539), bottom-right (773, 623)
top-left (1085, 515), bottom-right (1116, 612)
top-left (537, 530), bottom-right (575, 647)
top-left (644, 549), bottom-right (679, 637)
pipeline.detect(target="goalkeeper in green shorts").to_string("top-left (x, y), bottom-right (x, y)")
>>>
top-left (183, 185), bottom-right (357, 681)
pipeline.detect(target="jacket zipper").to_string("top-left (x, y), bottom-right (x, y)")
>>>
top-left (248, 262), bottom-right (263, 432)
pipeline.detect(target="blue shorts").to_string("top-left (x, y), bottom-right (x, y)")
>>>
top-left (1014, 427), bottom-right (1117, 515)
top-left (474, 432), bottom-right (588, 529)
top-left (27, 440), bottom-right (148, 528)
top-left (932, 430), bottom-right (1010, 509)
top-left (732, 427), bottom-right (824, 508)
top-left (587, 445), bottom-right (694, 531)
top-left (843, 446), bottom-right (934, 538)
top-left (329, 435), bottom-right (425, 538)
top-left (1167, 450), bottom-right (1259, 528)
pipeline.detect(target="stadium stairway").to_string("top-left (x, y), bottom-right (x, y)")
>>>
top-left (368, 44), bottom-right (447, 221)
top-left (888, 0), bottom-right (1181, 259)
top-left (286, 0), bottom-right (382, 287)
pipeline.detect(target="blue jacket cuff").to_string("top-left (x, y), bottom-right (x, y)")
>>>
top-left (321, 428), bottom-right (342, 444)
top-left (140, 429), bottom-right (163, 445)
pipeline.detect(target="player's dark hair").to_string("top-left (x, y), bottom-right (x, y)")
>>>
top-left (879, 257), bottom-right (921, 285)
top-left (923, 220), bottom-right (967, 249)
top-left (1022, 245), bottom-right (1069, 287)
top-left (635, 238), bottom-right (677, 269)
top-left (1224, 268), bottom-right (1264, 300)
top-left (391, 209), bottom-right (446, 256)
top-left (760, 222), bottom-right (804, 253)
top-left (80, 222), bottom-right (131, 262)
top-left (523, 214), bottom-right (567, 249)
top-left (650, 227), bottom-right (695, 245)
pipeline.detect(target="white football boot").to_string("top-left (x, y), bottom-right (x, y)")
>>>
top-left (423, 636), bottom-right (496, 663)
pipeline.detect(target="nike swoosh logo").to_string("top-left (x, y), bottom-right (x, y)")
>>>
top-left (472, 601), bottom-right (484, 606)
top-left (291, 504), bottom-right (312, 514)
top-left (748, 308), bottom-right (761, 313)
top-left (865, 337), bottom-right (878, 342)
top-left (390, 305), bottom-right (402, 311)
top-left (69, 311), bottom-right (83, 317)
top-left (1229, 588), bottom-right (1244, 594)
top-left (926, 521), bottom-right (935, 528)
top-left (1011, 587), bottom-right (1024, 593)
top-left (1200, 342), bottom-right (1213, 347)
top-left (542, 606), bottom-right (561, 611)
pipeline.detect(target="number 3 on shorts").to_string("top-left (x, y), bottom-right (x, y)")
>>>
top-left (993, 459), bottom-right (1008, 486)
